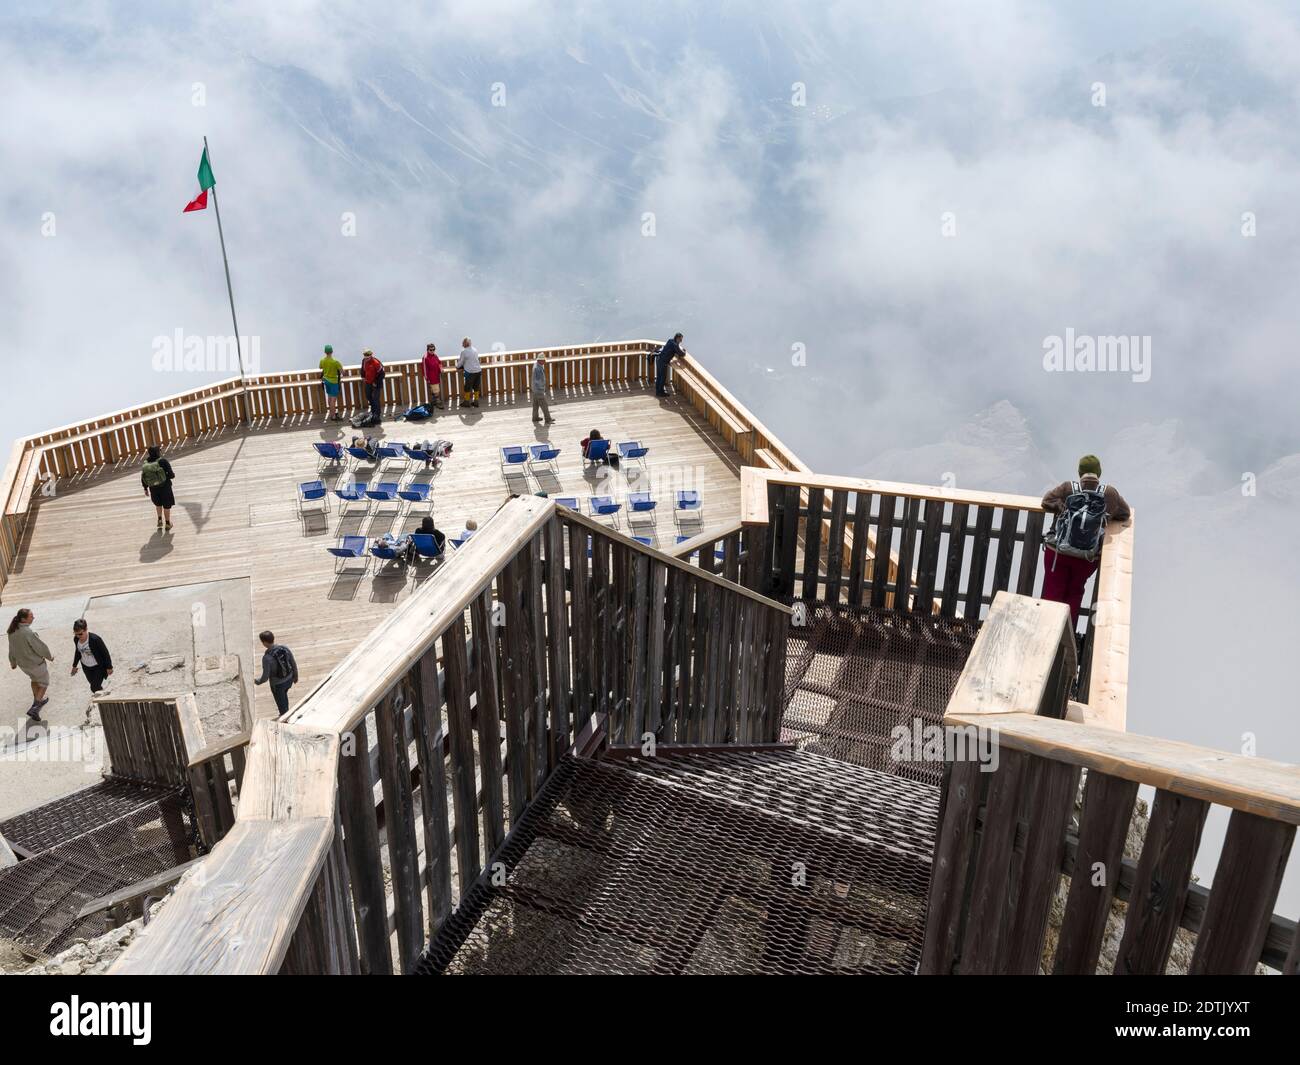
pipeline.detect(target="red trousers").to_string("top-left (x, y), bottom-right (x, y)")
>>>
top-left (1041, 548), bottom-right (1097, 625)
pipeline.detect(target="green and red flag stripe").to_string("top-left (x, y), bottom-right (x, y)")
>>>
top-left (182, 146), bottom-right (216, 212)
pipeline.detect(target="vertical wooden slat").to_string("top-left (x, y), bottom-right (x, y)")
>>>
top-left (373, 689), bottom-right (423, 972)
top-left (1188, 810), bottom-right (1294, 975)
top-left (442, 621), bottom-right (482, 893)
top-left (409, 650), bottom-right (453, 947)
top-left (847, 492), bottom-right (871, 607)
top-left (920, 758), bottom-right (985, 974)
top-left (870, 495), bottom-right (896, 608)
top-left (545, 519), bottom-right (572, 757)
top-left (1001, 759), bottom-right (1080, 973)
top-left (912, 499), bottom-right (944, 613)
top-left (1017, 510), bottom-right (1045, 596)
top-left (1052, 771), bottom-right (1139, 975)
top-left (893, 496), bottom-right (921, 611)
top-left (824, 490), bottom-right (848, 602)
top-left (962, 506), bottom-right (995, 619)
top-left (1113, 789), bottom-right (1209, 975)
top-left (991, 508), bottom-right (1019, 595)
top-left (957, 748), bottom-right (1029, 974)
top-left (471, 591), bottom-right (506, 857)
top-left (801, 488), bottom-right (824, 602)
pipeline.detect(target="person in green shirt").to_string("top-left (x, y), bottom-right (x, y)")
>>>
top-left (319, 344), bottom-right (343, 421)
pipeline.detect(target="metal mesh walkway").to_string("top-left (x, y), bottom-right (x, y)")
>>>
top-left (418, 747), bottom-right (939, 975)
top-left (782, 603), bottom-right (979, 786)
top-left (0, 781), bottom-right (196, 959)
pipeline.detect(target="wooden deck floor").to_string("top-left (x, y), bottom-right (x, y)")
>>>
top-left (4, 385), bottom-right (744, 718)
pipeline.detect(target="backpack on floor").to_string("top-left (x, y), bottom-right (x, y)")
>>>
top-left (400, 405), bottom-right (431, 422)
top-left (1045, 481), bottom-right (1108, 562)
top-left (350, 411), bottom-right (380, 429)
top-left (141, 461), bottom-right (168, 488)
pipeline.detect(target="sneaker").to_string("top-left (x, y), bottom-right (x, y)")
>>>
top-left (27, 705), bottom-right (41, 721)
top-left (165, 522), bottom-right (173, 531)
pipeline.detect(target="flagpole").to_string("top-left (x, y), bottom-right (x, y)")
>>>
top-left (203, 135), bottom-right (251, 424)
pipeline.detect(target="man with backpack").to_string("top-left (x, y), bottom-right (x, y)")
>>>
top-left (361, 349), bottom-right (384, 424)
top-left (253, 630), bottom-right (299, 717)
top-left (1040, 454), bottom-right (1130, 625)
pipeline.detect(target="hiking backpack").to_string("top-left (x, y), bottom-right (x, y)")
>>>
top-left (1045, 481), bottom-right (1108, 562)
top-left (270, 645), bottom-right (293, 683)
top-left (141, 461), bottom-right (168, 488)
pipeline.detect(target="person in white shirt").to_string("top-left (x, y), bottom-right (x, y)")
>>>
top-left (70, 619), bottom-right (113, 693)
top-left (458, 337), bottom-right (482, 408)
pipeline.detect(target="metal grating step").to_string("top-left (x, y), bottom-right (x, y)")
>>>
top-left (418, 748), bottom-right (939, 975)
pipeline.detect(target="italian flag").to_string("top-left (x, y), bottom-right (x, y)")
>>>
top-left (182, 147), bottom-right (216, 213)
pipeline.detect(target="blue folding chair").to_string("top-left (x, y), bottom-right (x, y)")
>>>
top-left (553, 496), bottom-right (579, 511)
top-left (627, 491), bottom-right (657, 531)
top-left (632, 535), bottom-right (654, 547)
top-left (404, 444), bottom-right (436, 470)
top-left (365, 482), bottom-right (401, 516)
top-left (675, 535), bottom-right (726, 563)
top-left (313, 442), bottom-right (345, 469)
top-left (370, 540), bottom-right (406, 571)
top-left (335, 481), bottom-right (368, 513)
top-left (327, 535), bottom-right (369, 573)
top-left (450, 530), bottom-right (475, 550)
top-left (583, 437), bottom-right (612, 468)
top-left (529, 443), bottom-right (561, 477)
top-left (397, 482), bottom-right (432, 514)
top-left (346, 445), bottom-right (376, 464)
top-left (618, 440), bottom-right (650, 469)
top-left (500, 445), bottom-right (529, 481)
top-left (298, 480), bottom-right (330, 516)
top-left (674, 490), bottom-right (704, 530)
top-left (410, 533), bottom-right (445, 564)
top-left (588, 496), bottom-right (621, 527)
top-left (376, 442), bottom-right (408, 475)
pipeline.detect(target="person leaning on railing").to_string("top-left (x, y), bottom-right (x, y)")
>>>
top-left (422, 343), bottom-right (444, 410)
top-left (319, 344), bottom-right (343, 421)
top-left (458, 338), bottom-right (482, 408)
top-left (1040, 454), bottom-right (1130, 630)
top-left (652, 332), bottom-right (688, 397)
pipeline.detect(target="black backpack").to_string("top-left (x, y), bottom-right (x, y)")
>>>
top-left (269, 645), bottom-right (293, 683)
top-left (1045, 481), bottom-right (1108, 562)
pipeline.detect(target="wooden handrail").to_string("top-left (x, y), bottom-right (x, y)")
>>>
top-left (924, 591), bottom-right (1298, 976)
top-left (112, 494), bottom-right (793, 974)
top-left (946, 710), bottom-right (1300, 826)
top-left (738, 466), bottom-right (1132, 730)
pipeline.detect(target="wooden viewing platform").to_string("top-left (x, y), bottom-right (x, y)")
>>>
top-left (2, 339), bottom-right (1295, 976)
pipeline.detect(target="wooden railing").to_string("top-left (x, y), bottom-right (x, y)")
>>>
top-left (920, 592), bottom-right (1299, 975)
top-left (97, 691), bottom-right (251, 850)
top-left (0, 340), bottom-right (663, 601)
top-left (111, 496), bottom-right (791, 974)
top-left (738, 467), bottom-right (1134, 730)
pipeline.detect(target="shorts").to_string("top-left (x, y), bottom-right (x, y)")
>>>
top-left (22, 662), bottom-right (50, 686)
top-left (323, 380), bottom-right (341, 397)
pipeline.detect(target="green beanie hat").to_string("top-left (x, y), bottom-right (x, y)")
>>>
top-left (1078, 454), bottom-right (1102, 477)
top-left (324, 344), bottom-right (333, 354)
